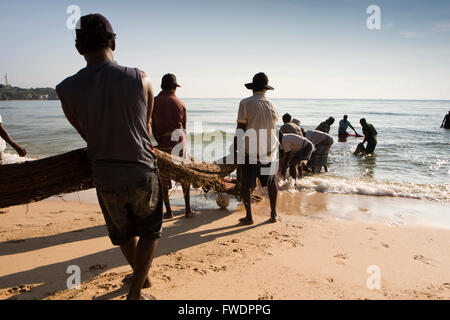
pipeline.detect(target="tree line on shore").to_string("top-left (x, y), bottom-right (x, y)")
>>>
top-left (0, 85), bottom-right (58, 100)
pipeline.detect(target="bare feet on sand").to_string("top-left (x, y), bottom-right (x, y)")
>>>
top-left (163, 211), bottom-right (174, 219)
top-left (185, 209), bottom-right (198, 219)
top-left (239, 217), bottom-right (254, 225)
top-left (123, 274), bottom-right (151, 288)
top-left (269, 215), bottom-right (281, 223)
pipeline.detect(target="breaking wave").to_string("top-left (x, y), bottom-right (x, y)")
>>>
top-left (278, 175), bottom-right (450, 202)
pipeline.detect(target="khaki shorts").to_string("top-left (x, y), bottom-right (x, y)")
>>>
top-left (96, 171), bottom-right (164, 246)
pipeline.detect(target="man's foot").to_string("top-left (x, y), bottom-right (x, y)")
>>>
top-left (239, 217), bottom-right (254, 225)
top-left (123, 274), bottom-right (151, 288)
top-left (163, 211), bottom-right (174, 219)
top-left (139, 293), bottom-right (156, 300)
top-left (127, 292), bottom-right (156, 300)
top-left (268, 215), bottom-right (281, 223)
top-left (184, 209), bottom-right (198, 219)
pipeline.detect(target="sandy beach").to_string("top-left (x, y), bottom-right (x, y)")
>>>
top-left (1, 190), bottom-right (449, 300)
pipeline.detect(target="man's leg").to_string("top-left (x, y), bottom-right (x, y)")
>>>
top-left (267, 178), bottom-right (278, 223)
top-left (239, 164), bottom-right (254, 225)
top-left (162, 183), bottom-right (173, 219)
top-left (120, 237), bottom-right (151, 288)
top-left (127, 237), bottom-right (159, 300)
top-left (240, 186), bottom-right (253, 225)
top-left (182, 183), bottom-right (196, 218)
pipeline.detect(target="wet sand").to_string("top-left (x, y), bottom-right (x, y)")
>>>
top-left (1, 190), bottom-right (450, 300)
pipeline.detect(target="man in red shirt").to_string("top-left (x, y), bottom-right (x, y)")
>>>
top-left (152, 74), bottom-right (195, 219)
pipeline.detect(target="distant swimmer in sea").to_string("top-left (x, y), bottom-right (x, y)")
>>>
top-left (0, 113), bottom-right (27, 164)
top-left (441, 111), bottom-right (450, 129)
top-left (316, 117), bottom-right (335, 134)
top-left (357, 118), bottom-right (378, 154)
top-left (280, 113), bottom-right (303, 136)
top-left (279, 133), bottom-right (313, 181)
top-left (304, 129), bottom-right (334, 173)
top-left (152, 74), bottom-right (196, 219)
top-left (338, 115), bottom-right (360, 141)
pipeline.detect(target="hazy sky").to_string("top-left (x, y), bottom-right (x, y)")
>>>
top-left (0, 0), bottom-right (449, 99)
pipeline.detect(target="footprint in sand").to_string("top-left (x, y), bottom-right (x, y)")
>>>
top-left (334, 253), bottom-right (349, 260)
top-left (258, 292), bottom-right (274, 300)
top-left (413, 254), bottom-right (431, 265)
top-left (441, 283), bottom-right (450, 290)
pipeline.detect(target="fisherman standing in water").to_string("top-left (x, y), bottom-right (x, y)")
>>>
top-left (56, 14), bottom-right (163, 300)
top-left (360, 118), bottom-right (378, 154)
top-left (0, 113), bottom-right (27, 164)
top-left (441, 111), bottom-right (450, 129)
top-left (338, 115), bottom-right (359, 141)
top-left (316, 117), bottom-right (335, 134)
top-left (152, 74), bottom-right (195, 219)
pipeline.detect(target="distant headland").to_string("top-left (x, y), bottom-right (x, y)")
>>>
top-left (0, 84), bottom-right (58, 100)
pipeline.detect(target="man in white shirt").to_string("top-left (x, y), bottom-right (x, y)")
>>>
top-left (305, 130), bottom-right (334, 173)
top-left (234, 72), bottom-right (279, 225)
top-left (0, 113), bottom-right (27, 163)
top-left (279, 133), bottom-right (313, 181)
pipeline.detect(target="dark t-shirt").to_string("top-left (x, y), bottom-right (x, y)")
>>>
top-left (152, 91), bottom-right (186, 149)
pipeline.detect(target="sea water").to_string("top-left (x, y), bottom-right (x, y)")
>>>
top-left (1, 99), bottom-right (449, 202)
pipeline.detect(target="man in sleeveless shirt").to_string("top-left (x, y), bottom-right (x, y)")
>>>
top-left (56, 14), bottom-right (162, 300)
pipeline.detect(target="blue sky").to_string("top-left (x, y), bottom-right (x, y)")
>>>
top-left (0, 0), bottom-right (449, 99)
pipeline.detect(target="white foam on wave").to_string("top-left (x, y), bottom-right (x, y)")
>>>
top-left (278, 175), bottom-right (450, 202)
top-left (1, 152), bottom-right (35, 164)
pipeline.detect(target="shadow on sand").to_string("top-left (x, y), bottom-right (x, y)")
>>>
top-left (0, 207), bottom-right (266, 300)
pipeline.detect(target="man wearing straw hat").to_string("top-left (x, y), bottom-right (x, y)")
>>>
top-left (234, 72), bottom-right (279, 225)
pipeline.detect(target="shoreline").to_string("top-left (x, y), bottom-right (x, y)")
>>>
top-left (1, 191), bottom-right (450, 300)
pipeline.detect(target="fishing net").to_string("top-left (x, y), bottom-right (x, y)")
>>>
top-left (0, 148), bottom-right (237, 208)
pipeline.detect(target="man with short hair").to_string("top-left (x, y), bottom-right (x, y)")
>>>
top-left (360, 118), bottom-right (378, 153)
top-left (338, 115), bottom-right (359, 140)
top-left (234, 72), bottom-right (279, 225)
top-left (0, 113), bottom-right (27, 164)
top-left (279, 133), bottom-right (313, 180)
top-left (152, 74), bottom-right (195, 219)
top-left (305, 129), bottom-right (334, 173)
top-left (280, 113), bottom-right (303, 136)
top-left (316, 117), bottom-right (335, 134)
top-left (56, 14), bottom-right (162, 300)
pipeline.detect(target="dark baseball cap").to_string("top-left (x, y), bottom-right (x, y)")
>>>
top-left (245, 72), bottom-right (274, 90)
top-left (161, 74), bottom-right (181, 89)
top-left (77, 14), bottom-right (115, 34)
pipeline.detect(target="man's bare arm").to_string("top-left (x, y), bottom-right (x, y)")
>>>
top-left (141, 71), bottom-right (154, 139)
top-left (0, 123), bottom-right (27, 156)
top-left (61, 103), bottom-right (87, 142)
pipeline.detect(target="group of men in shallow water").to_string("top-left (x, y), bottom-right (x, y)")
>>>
top-left (277, 112), bottom-right (378, 185)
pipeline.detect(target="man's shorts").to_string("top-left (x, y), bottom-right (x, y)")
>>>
top-left (293, 142), bottom-right (313, 161)
top-left (310, 140), bottom-right (333, 170)
top-left (96, 171), bottom-right (164, 246)
top-left (240, 162), bottom-right (276, 192)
